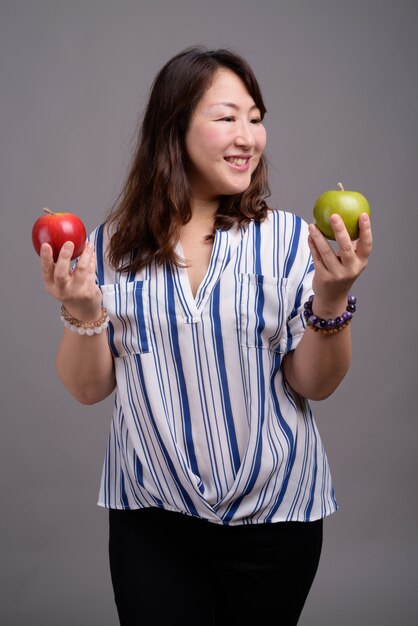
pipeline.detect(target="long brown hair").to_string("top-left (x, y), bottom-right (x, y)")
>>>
top-left (106, 46), bottom-right (271, 273)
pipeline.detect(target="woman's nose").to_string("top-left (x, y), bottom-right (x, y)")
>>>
top-left (234, 122), bottom-right (256, 148)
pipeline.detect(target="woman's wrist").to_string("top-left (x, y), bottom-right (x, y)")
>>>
top-left (60, 299), bottom-right (103, 324)
top-left (310, 293), bottom-right (350, 319)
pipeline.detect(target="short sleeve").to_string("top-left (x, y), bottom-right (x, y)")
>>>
top-left (283, 218), bottom-right (314, 353)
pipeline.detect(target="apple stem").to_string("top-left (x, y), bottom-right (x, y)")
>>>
top-left (42, 207), bottom-right (54, 215)
top-left (337, 182), bottom-right (345, 191)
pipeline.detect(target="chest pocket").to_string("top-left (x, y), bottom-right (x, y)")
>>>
top-left (100, 281), bottom-right (152, 357)
top-left (239, 274), bottom-right (289, 354)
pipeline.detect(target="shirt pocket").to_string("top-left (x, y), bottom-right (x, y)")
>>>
top-left (100, 281), bottom-right (152, 357)
top-left (239, 274), bottom-right (289, 354)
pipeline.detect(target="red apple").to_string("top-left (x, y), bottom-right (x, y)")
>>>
top-left (32, 208), bottom-right (87, 262)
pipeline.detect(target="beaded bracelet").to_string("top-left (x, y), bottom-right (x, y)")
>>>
top-left (60, 304), bottom-right (109, 336)
top-left (303, 294), bottom-right (357, 335)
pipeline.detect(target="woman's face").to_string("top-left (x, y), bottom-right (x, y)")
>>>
top-left (185, 69), bottom-right (267, 205)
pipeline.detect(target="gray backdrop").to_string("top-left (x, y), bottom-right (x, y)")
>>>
top-left (1, 0), bottom-right (417, 624)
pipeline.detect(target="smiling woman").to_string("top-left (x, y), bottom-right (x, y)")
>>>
top-left (105, 47), bottom-right (270, 274)
top-left (185, 69), bottom-right (267, 202)
top-left (38, 45), bottom-right (372, 626)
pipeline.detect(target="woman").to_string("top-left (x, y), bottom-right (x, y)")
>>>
top-left (40, 47), bottom-right (372, 625)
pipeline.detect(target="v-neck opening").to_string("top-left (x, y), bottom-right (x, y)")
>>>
top-left (181, 240), bottom-right (216, 305)
top-left (173, 229), bottom-right (235, 322)
top-left (176, 230), bottom-right (221, 310)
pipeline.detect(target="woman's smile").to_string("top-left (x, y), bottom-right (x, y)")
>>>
top-left (224, 155), bottom-right (252, 170)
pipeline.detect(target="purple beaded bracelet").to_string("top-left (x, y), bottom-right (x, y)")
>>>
top-left (303, 294), bottom-right (357, 335)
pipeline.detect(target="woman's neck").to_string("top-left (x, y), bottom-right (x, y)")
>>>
top-left (189, 196), bottom-right (219, 224)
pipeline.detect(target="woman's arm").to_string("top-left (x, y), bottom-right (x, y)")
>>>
top-left (282, 212), bottom-right (372, 401)
top-left (41, 240), bottom-right (116, 405)
top-left (55, 327), bottom-right (115, 405)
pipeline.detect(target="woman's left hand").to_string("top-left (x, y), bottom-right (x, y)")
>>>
top-left (307, 212), bottom-right (373, 312)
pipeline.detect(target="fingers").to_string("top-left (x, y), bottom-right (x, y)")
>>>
top-left (308, 223), bottom-right (335, 272)
top-left (329, 214), bottom-right (358, 264)
top-left (309, 214), bottom-right (371, 268)
top-left (40, 243), bottom-right (55, 286)
top-left (53, 241), bottom-right (75, 286)
top-left (355, 213), bottom-right (373, 262)
top-left (75, 241), bottom-right (95, 273)
top-left (308, 212), bottom-right (372, 302)
top-left (40, 240), bottom-right (96, 303)
top-left (54, 240), bottom-right (93, 279)
top-left (88, 247), bottom-right (97, 276)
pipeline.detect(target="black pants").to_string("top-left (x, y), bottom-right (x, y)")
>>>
top-left (109, 507), bottom-right (323, 626)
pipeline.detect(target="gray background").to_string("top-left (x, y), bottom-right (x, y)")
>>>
top-left (1, 0), bottom-right (417, 624)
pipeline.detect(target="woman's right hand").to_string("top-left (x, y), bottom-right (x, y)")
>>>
top-left (40, 240), bottom-right (103, 322)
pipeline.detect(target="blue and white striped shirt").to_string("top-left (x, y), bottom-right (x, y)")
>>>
top-left (91, 210), bottom-right (338, 524)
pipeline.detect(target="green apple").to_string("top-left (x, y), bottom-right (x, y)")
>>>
top-left (313, 183), bottom-right (370, 240)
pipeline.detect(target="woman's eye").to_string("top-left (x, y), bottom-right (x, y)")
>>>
top-left (219, 116), bottom-right (235, 122)
top-left (251, 118), bottom-right (262, 124)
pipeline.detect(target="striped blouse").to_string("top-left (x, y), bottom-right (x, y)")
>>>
top-left (90, 210), bottom-right (338, 525)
